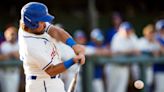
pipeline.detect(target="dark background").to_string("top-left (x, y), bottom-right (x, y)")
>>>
top-left (0, 0), bottom-right (163, 38)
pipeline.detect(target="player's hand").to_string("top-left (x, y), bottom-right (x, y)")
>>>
top-left (73, 54), bottom-right (85, 65)
top-left (72, 44), bottom-right (85, 55)
top-left (72, 44), bottom-right (85, 65)
top-left (9, 51), bottom-right (20, 59)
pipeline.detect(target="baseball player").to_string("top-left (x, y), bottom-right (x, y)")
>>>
top-left (0, 26), bottom-right (20, 92)
top-left (18, 2), bottom-right (85, 92)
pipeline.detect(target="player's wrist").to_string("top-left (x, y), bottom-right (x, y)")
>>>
top-left (63, 58), bottom-right (75, 69)
top-left (66, 37), bottom-right (77, 47)
top-left (72, 44), bottom-right (85, 55)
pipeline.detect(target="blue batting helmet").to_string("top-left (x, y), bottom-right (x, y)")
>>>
top-left (90, 28), bottom-right (104, 42)
top-left (155, 19), bottom-right (164, 31)
top-left (21, 2), bottom-right (54, 29)
top-left (119, 22), bottom-right (133, 31)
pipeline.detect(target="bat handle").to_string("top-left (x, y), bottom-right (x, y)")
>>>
top-left (77, 64), bottom-right (81, 73)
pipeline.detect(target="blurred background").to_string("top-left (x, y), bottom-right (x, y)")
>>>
top-left (0, 0), bottom-right (163, 39)
top-left (0, 0), bottom-right (163, 92)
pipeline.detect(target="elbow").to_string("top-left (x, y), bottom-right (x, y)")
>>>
top-left (44, 65), bottom-right (59, 77)
top-left (44, 64), bottom-right (66, 77)
top-left (46, 71), bottom-right (58, 77)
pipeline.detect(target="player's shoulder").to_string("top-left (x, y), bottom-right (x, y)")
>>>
top-left (0, 41), bottom-right (14, 52)
top-left (112, 33), bottom-right (122, 41)
top-left (44, 22), bottom-right (64, 33)
top-left (20, 31), bottom-right (50, 48)
top-left (0, 41), bottom-right (9, 47)
top-left (25, 35), bottom-right (50, 46)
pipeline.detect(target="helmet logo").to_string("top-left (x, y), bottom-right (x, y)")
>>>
top-left (25, 16), bottom-right (32, 22)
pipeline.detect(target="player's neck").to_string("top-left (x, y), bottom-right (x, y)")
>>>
top-left (21, 25), bottom-right (33, 34)
top-left (20, 20), bottom-right (34, 33)
top-left (20, 21), bottom-right (45, 35)
top-left (24, 28), bottom-right (44, 35)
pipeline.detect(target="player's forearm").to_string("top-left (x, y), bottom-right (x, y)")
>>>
top-left (48, 26), bottom-right (72, 43)
top-left (45, 58), bottom-right (75, 77)
top-left (0, 54), bottom-right (9, 61)
top-left (48, 25), bottom-right (85, 62)
top-left (11, 51), bottom-right (20, 60)
top-left (112, 51), bottom-right (131, 56)
top-left (45, 63), bottom-right (67, 77)
top-left (48, 25), bottom-right (78, 49)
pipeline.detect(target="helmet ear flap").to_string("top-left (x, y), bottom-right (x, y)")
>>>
top-left (23, 15), bottom-right (39, 29)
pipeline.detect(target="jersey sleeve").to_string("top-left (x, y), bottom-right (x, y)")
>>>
top-left (44, 22), bottom-right (52, 33)
top-left (57, 42), bottom-right (76, 61)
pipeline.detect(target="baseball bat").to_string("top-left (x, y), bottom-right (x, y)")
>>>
top-left (67, 64), bottom-right (81, 92)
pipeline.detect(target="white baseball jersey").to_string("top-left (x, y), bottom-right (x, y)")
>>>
top-left (0, 41), bottom-right (20, 92)
top-left (1, 41), bottom-right (19, 55)
top-left (111, 33), bottom-right (138, 52)
top-left (137, 37), bottom-right (160, 52)
top-left (18, 22), bottom-right (65, 92)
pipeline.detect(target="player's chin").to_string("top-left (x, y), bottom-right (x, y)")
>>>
top-left (34, 31), bottom-right (45, 35)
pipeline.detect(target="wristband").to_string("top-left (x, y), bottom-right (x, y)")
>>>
top-left (63, 58), bottom-right (75, 69)
top-left (66, 38), bottom-right (77, 47)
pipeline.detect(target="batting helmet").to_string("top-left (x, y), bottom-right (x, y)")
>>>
top-left (119, 21), bottom-right (133, 31)
top-left (21, 2), bottom-right (54, 29)
top-left (90, 28), bottom-right (104, 42)
top-left (155, 19), bottom-right (164, 31)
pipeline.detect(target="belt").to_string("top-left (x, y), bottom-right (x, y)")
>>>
top-left (27, 74), bottom-right (60, 80)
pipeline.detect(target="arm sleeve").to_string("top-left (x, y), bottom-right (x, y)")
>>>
top-left (45, 22), bottom-right (52, 33)
top-left (57, 42), bottom-right (76, 61)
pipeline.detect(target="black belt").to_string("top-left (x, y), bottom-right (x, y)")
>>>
top-left (28, 75), bottom-right (60, 80)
